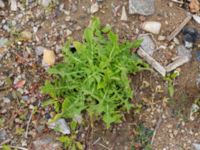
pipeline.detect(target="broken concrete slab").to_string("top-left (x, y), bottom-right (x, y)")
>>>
top-left (137, 48), bottom-right (166, 76)
top-left (138, 34), bottom-right (156, 56)
top-left (137, 37), bottom-right (191, 76)
top-left (129, 0), bottom-right (155, 16)
top-left (165, 45), bottom-right (191, 72)
top-left (177, 45), bottom-right (192, 58)
top-left (165, 56), bottom-right (190, 72)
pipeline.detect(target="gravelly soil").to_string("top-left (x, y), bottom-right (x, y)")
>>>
top-left (1, 0), bottom-right (200, 150)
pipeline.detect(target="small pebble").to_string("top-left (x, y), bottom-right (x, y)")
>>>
top-left (158, 35), bottom-right (166, 41)
top-left (3, 97), bottom-right (11, 103)
top-left (90, 3), bottom-right (99, 14)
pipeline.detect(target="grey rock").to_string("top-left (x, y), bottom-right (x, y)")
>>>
top-left (32, 136), bottom-right (62, 150)
top-left (196, 74), bottom-right (200, 89)
top-left (190, 104), bottom-right (199, 121)
top-left (3, 97), bottom-right (11, 103)
top-left (192, 143), bottom-right (200, 150)
top-left (0, 38), bottom-right (8, 48)
top-left (22, 95), bottom-right (29, 101)
top-left (0, 0), bottom-right (5, 8)
top-left (71, 3), bottom-right (78, 13)
top-left (36, 125), bottom-right (45, 133)
top-left (129, 0), bottom-right (155, 16)
top-left (35, 46), bottom-right (45, 56)
top-left (0, 129), bottom-right (7, 141)
top-left (2, 25), bottom-right (10, 32)
top-left (138, 34), bottom-right (156, 56)
top-left (48, 118), bottom-right (70, 135)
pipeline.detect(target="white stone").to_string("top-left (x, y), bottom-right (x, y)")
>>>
top-left (158, 35), bottom-right (166, 41)
top-left (141, 21), bottom-right (161, 34)
top-left (10, 0), bottom-right (18, 11)
top-left (173, 37), bottom-right (180, 45)
top-left (66, 29), bottom-right (72, 36)
top-left (90, 3), bottom-right (99, 14)
top-left (120, 6), bottom-right (128, 21)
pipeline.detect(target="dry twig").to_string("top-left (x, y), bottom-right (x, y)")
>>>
top-left (0, 145), bottom-right (28, 150)
top-left (25, 109), bottom-right (34, 138)
top-left (98, 143), bottom-right (111, 150)
top-left (151, 110), bottom-right (163, 145)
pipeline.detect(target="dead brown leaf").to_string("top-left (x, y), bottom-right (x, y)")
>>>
top-left (189, 0), bottom-right (200, 13)
top-left (14, 80), bottom-right (26, 89)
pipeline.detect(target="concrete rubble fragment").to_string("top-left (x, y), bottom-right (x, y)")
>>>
top-left (137, 48), bottom-right (166, 76)
top-left (165, 45), bottom-right (192, 72)
top-left (137, 35), bottom-right (192, 76)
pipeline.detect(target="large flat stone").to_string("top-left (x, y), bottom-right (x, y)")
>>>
top-left (129, 0), bottom-right (155, 16)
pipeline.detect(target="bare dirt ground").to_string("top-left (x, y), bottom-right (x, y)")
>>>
top-left (1, 0), bottom-right (200, 150)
